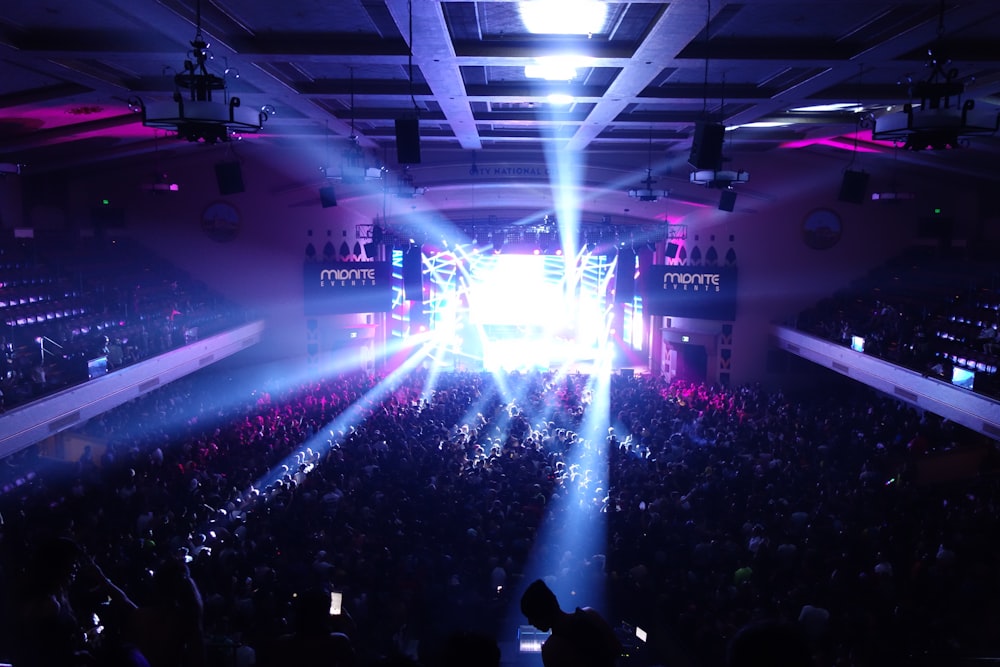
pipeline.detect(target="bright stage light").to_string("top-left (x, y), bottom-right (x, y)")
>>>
top-left (467, 252), bottom-right (612, 371)
top-left (392, 245), bottom-right (617, 372)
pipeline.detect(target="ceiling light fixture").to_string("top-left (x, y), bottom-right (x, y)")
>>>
top-left (628, 171), bottom-right (668, 202)
top-left (519, 0), bottom-right (607, 35)
top-left (688, 1), bottom-right (750, 195)
top-left (546, 93), bottom-right (575, 105)
top-left (791, 103), bottom-right (866, 113)
top-left (871, 1), bottom-right (998, 150)
top-left (628, 132), bottom-right (669, 202)
top-left (128, 0), bottom-right (271, 143)
top-left (524, 56), bottom-right (593, 81)
top-left (395, 168), bottom-right (426, 198)
top-left (689, 169), bottom-right (749, 188)
top-left (726, 121), bottom-right (790, 130)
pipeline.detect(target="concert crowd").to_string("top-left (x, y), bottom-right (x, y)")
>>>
top-left (1, 364), bottom-right (998, 667)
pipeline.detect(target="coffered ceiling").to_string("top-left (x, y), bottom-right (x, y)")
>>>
top-left (1, 1), bottom-right (998, 215)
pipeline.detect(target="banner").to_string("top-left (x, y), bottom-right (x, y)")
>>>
top-left (304, 262), bottom-right (393, 315)
top-left (643, 265), bottom-right (737, 320)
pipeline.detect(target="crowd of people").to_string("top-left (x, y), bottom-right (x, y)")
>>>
top-left (1, 361), bottom-right (999, 667)
top-left (795, 246), bottom-right (1000, 398)
top-left (1, 235), bottom-right (251, 410)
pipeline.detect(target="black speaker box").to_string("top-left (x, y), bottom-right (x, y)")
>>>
top-left (395, 118), bottom-right (421, 164)
top-left (215, 162), bottom-right (245, 195)
top-left (838, 169), bottom-right (869, 204)
top-left (615, 249), bottom-right (636, 302)
top-left (402, 246), bottom-right (423, 301)
top-left (666, 242), bottom-right (680, 258)
top-left (319, 186), bottom-right (337, 208)
top-left (689, 122), bottom-right (725, 169)
top-left (719, 189), bottom-right (738, 212)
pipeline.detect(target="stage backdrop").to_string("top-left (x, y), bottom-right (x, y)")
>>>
top-left (643, 265), bottom-right (738, 320)
top-left (304, 262), bottom-right (393, 315)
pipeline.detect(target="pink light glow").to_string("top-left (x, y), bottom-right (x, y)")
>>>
top-left (652, 214), bottom-right (695, 224)
top-left (0, 102), bottom-right (274, 144)
top-left (779, 130), bottom-right (891, 152)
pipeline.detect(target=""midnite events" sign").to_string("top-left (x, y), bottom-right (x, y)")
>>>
top-left (642, 265), bottom-right (737, 320)
top-left (304, 262), bottom-right (393, 315)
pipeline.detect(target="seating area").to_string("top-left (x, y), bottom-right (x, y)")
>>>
top-left (796, 244), bottom-right (1000, 398)
top-left (0, 232), bottom-right (250, 410)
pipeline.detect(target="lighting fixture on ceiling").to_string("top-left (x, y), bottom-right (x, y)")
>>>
top-left (339, 141), bottom-right (371, 184)
top-left (141, 131), bottom-right (179, 192)
top-left (871, 144), bottom-right (915, 202)
top-left (871, 192), bottom-right (916, 201)
top-left (690, 169), bottom-right (749, 188)
top-left (726, 121), bottom-right (790, 130)
top-left (519, 0), bottom-right (607, 35)
top-left (141, 174), bottom-right (180, 193)
top-left (628, 170), bottom-right (669, 202)
top-left (332, 69), bottom-right (384, 184)
top-left (546, 93), bottom-right (575, 106)
top-left (395, 169), bottom-right (426, 198)
top-left (871, 2), bottom-right (999, 150)
top-left (628, 132), bottom-right (668, 202)
top-left (688, 2), bottom-right (749, 194)
top-left (128, 0), bottom-right (271, 143)
top-left (791, 103), bottom-right (866, 113)
top-left (524, 56), bottom-right (593, 81)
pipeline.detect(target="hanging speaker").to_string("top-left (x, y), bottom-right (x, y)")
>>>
top-left (319, 186), bottom-right (337, 208)
top-left (719, 190), bottom-right (738, 212)
top-left (615, 249), bottom-right (636, 303)
top-left (395, 118), bottom-right (421, 164)
top-left (214, 162), bottom-right (245, 195)
top-left (689, 121), bottom-right (725, 169)
top-left (838, 169), bottom-right (869, 204)
top-left (666, 242), bottom-right (679, 259)
top-left (402, 245), bottom-right (423, 301)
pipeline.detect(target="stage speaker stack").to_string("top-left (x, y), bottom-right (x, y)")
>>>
top-left (319, 186), bottom-right (337, 208)
top-left (615, 249), bottom-right (636, 303)
top-left (215, 161), bottom-right (245, 195)
top-left (719, 189), bottom-right (738, 212)
top-left (402, 245), bottom-right (423, 301)
top-left (689, 121), bottom-right (725, 169)
top-left (395, 118), bottom-right (421, 164)
top-left (838, 169), bottom-right (869, 204)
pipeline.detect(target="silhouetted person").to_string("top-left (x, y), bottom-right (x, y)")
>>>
top-left (129, 557), bottom-right (207, 667)
top-left (440, 631), bottom-right (501, 667)
top-left (256, 589), bottom-right (355, 667)
top-left (10, 537), bottom-right (91, 667)
top-left (11, 537), bottom-right (139, 667)
top-left (520, 579), bottom-right (621, 667)
top-left (727, 620), bottom-right (813, 667)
